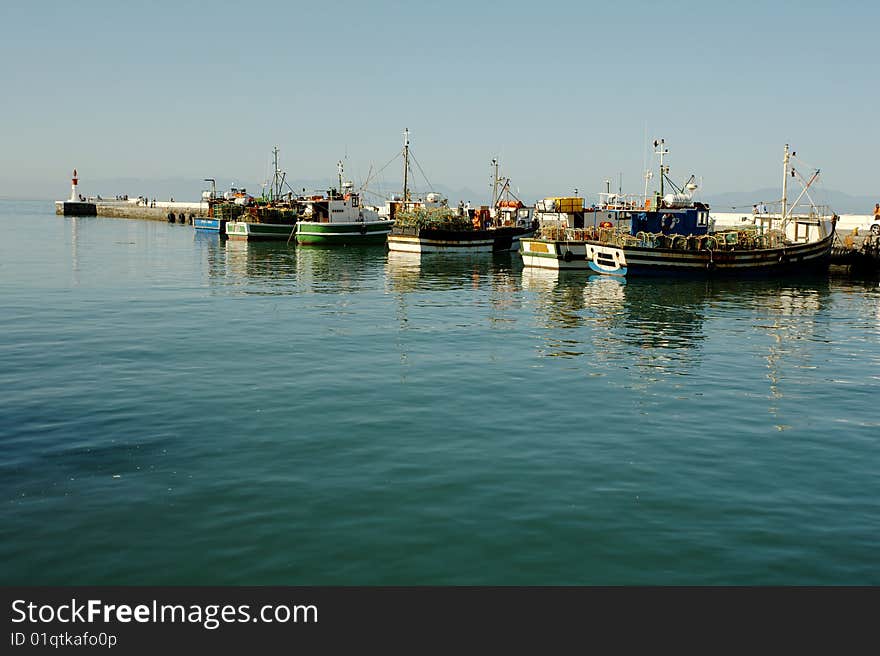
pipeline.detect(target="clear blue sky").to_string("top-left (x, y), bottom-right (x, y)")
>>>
top-left (2, 0), bottom-right (877, 202)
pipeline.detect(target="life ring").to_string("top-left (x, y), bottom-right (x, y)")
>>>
top-left (661, 213), bottom-right (679, 231)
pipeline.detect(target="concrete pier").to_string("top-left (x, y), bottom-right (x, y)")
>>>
top-left (55, 200), bottom-right (210, 222)
top-left (93, 201), bottom-right (208, 222)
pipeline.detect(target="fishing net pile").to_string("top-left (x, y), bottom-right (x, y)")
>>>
top-left (210, 203), bottom-right (246, 220)
top-left (394, 207), bottom-right (473, 231)
top-left (538, 225), bottom-right (790, 251)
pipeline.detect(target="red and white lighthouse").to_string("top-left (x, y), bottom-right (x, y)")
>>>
top-left (69, 169), bottom-right (79, 201)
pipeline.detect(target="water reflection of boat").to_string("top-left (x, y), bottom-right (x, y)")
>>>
top-left (221, 239), bottom-right (297, 284)
top-left (524, 272), bottom-right (716, 360)
top-left (293, 244), bottom-right (386, 294)
top-left (524, 269), bottom-right (833, 381)
top-left (523, 269), bottom-right (629, 342)
top-left (385, 249), bottom-right (514, 293)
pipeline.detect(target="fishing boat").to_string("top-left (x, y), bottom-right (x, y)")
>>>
top-left (386, 130), bottom-right (536, 254)
top-left (293, 161), bottom-right (393, 245)
top-left (520, 141), bottom-right (836, 276)
top-left (193, 178), bottom-right (244, 232)
top-left (225, 147), bottom-right (300, 241)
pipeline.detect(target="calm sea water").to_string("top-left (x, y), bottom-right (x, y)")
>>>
top-left (1, 200), bottom-right (878, 585)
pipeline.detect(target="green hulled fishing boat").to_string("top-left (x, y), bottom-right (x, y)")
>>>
top-left (225, 147), bottom-right (300, 241)
top-left (294, 161), bottom-right (392, 245)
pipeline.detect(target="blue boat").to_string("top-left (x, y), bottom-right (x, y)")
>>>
top-left (194, 178), bottom-right (249, 233)
top-left (193, 216), bottom-right (225, 232)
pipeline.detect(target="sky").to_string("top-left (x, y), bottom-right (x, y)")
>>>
top-left (2, 0), bottom-right (878, 204)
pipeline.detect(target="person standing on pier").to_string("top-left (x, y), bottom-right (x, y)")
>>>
top-left (873, 203), bottom-right (879, 219)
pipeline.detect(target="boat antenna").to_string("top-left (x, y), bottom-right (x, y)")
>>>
top-left (402, 128), bottom-right (410, 203)
top-left (337, 160), bottom-right (344, 194)
top-left (642, 120), bottom-right (648, 194)
top-left (781, 144), bottom-right (790, 221)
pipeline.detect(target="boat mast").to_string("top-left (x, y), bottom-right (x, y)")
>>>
top-left (402, 128), bottom-right (410, 203)
top-left (491, 158), bottom-right (499, 208)
top-left (781, 144), bottom-right (790, 220)
top-left (272, 146), bottom-right (280, 201)
top-left (655, 138), bottom-right (668, 200)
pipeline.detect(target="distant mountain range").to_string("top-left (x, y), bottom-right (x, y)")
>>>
top-left (703, 188), bottom-right (877, 215)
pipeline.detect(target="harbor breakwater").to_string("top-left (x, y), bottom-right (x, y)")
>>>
top-left (76, 201), bottom-right (207, 222)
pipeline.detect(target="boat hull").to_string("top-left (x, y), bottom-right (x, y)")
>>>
top-left (520, 234), bottom-right (834, 276)
top-left (193, 217), bottom-right (226, 232)
top-left (295, 220), bottom-right (394, 245)
top-left (388, 226), bottom-right (535, 253)
top-left (225, 221), bottom-right (297, 241)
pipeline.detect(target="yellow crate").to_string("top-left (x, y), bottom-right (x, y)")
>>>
top-left (555, 197), bottom-right (583, 212)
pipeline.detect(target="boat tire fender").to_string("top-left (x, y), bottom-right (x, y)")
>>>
top-left (167, 212), bottom-right (175, 223)
top-left (563, 250), bottom-right (573, 263)
top-left (360, 223), bottom-right (367, 235)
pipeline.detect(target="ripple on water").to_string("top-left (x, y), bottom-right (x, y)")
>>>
top-left (1, 205), bottom-right (879, 584)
